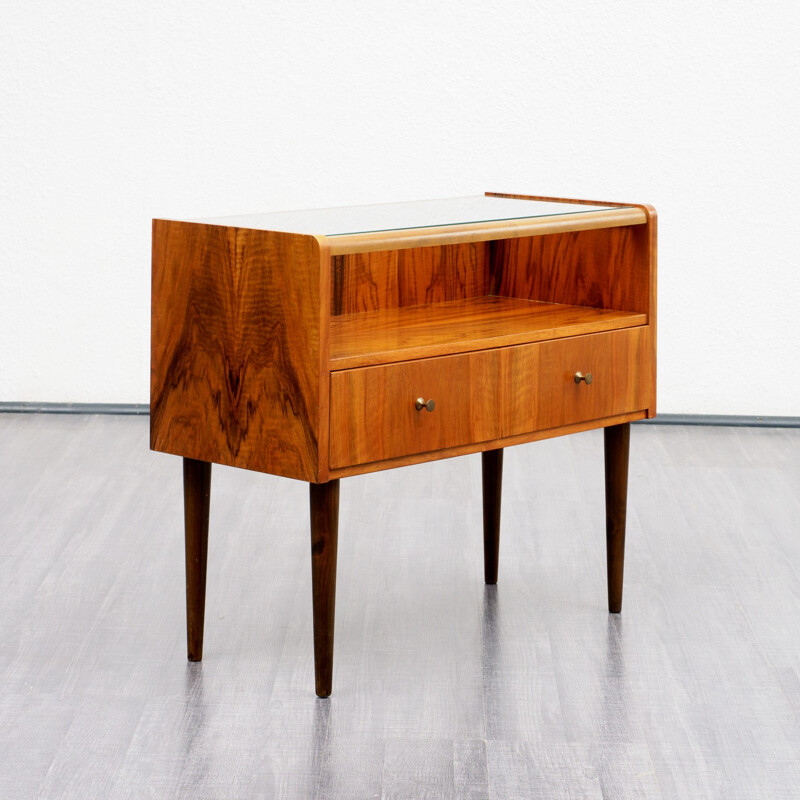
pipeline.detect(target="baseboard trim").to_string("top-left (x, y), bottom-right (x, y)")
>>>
top-left (0, 402), bottom-right (150, 415)
top-left (636, 413), bottom-right (799, 429)
top-left (0, 403), bottom-right (797, 428)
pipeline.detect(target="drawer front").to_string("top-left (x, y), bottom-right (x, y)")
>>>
top-left (330, 327), bottom-right (650, 468)
top-left (534, 327), bottom-right (651, 430)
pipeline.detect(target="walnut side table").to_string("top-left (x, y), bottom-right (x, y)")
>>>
top-left (150, 192), bottom-right (657, 697)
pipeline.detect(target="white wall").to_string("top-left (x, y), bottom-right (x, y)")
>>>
top-left (1, 1), bottom-right (798, 415)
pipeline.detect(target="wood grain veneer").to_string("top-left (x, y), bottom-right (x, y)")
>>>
top-left (534, 327), bottom-right (653, 430)
top-left (326, 411), bottom-right (646, 480)
top-left (150, 221), bottom-right (329, 482)
top-left (330, 297), bottom-right (646, 369)
top-left (331, 242), bottom-right (487, 315)
top-left (490, 225), bottom-right (650, 313)
top-left (329, 328), bottom-right (649, 469)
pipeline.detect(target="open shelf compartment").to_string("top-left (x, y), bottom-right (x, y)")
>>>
top-left (328, 222), bottom-right (652, 370)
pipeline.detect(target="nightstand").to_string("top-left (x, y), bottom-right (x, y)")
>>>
top-left (151, 192), bottom-right (657, 696)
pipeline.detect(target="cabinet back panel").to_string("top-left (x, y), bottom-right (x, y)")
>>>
top-left (331, 242), bottom-right (488, 315)
top-left (490, 225), bottom-right (650, 313)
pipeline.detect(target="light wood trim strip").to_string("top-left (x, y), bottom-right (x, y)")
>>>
top-left (643, 203), bottom-right (657, 418)
top-left (324, 207), bottom-right (647, 255)
top-left (315, 235), bottom-right (332, 481)
top-left (327, 411), bottom-right (647, 479)
top-left (485, 191), bottom-right (636, 208)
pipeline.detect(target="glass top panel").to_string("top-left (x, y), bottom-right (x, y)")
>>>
top-left (194, 195), bottom-right (623, 236)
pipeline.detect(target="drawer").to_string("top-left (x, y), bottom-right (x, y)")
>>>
top-left (329, 327), bottom-right (650, 468)
top-left (534, 327), bottom-right (652, 430)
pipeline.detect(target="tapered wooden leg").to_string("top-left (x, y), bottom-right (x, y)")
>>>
top-left (310, 480), bottom-right (340, 698)
top-left (183, 457), bottom-right (211, 661)
top-left (482, 448), bottom-right (503, 585)
top-left (604, 422), bottom-right (630, 614)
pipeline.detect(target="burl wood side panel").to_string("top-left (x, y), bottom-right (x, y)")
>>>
top-left (329, 327), bottom-right (650, 469)
top-left (150, 221), bottom-right (326, 482)
top-left (331, 242), bottom-right (487, 315)
top-left (490, 225), bottom-right (650, 314)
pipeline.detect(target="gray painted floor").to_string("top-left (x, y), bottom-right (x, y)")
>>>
top-left (0, 414), bottom-right (799, 799)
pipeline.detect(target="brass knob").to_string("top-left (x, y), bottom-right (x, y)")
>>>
top-left (574, 371), bottom-right (593, 385)
top-left (415, 397), bottom-right (435, 412)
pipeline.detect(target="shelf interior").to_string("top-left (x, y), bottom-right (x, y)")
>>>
top-left (330, 296), bottom-right (647, 369)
